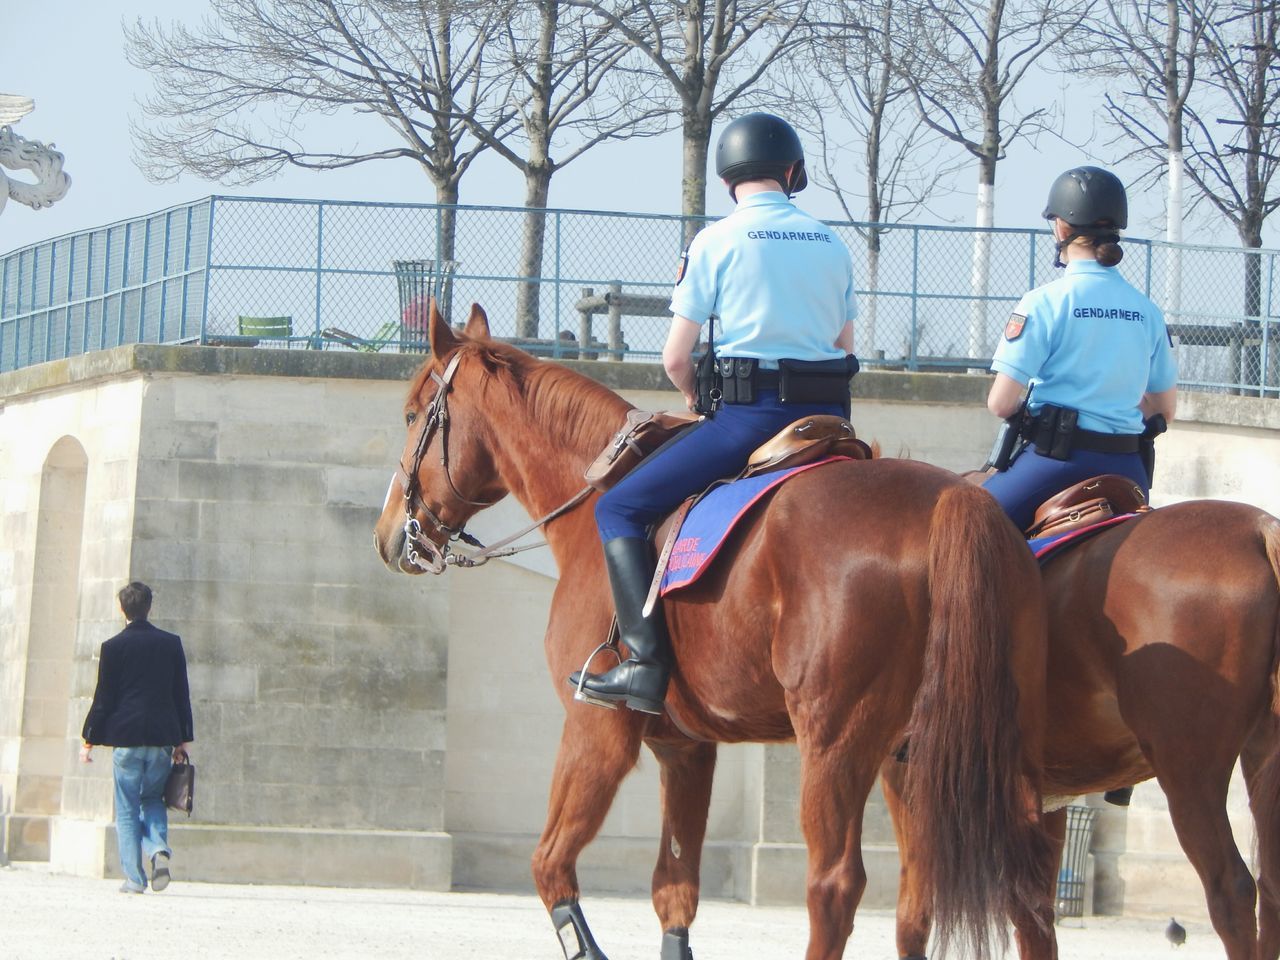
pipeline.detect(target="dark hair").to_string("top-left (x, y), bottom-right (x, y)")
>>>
top-left (1095, 238), bottom-right (1124, 267)
top-left (118, 582), bottom-right (153, 621)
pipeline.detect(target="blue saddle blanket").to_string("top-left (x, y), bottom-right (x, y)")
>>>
top-left (660, 457), bottom-right (848, 596)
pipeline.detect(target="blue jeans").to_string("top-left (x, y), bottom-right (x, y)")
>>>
top-left (113, 746), bottom-right (173, 889)
top-left (595, 390), bottom-right (845, 541)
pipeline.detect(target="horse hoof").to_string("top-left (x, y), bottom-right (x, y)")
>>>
top-left (550, 899), bottom-right (610, 960)
top-left (660, 927), bottom-right (692, 960)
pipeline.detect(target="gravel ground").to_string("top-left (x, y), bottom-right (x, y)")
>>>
top-left (1, 862), bottom-right (1223, 959)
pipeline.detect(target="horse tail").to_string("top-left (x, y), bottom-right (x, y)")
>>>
top-left (1246, 515), bottom-right (1280, 912)
top-left (904, 482), bottom-right (1051, 960)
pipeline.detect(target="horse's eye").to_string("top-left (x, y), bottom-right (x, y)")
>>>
top-left (405, 411), bottom-right (417, 427)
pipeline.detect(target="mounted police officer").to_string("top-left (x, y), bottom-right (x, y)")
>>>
top-left (570, 112), bottom-right (860, 715)
top-left (982, 165), bottom-right (1179, 532)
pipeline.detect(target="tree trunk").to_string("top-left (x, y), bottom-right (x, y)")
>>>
top-left (967, 160), bottom-right (996, 361)
top-left (1163, 151), bottom-right (1184, 327)
top-left (865, 239), bottom-right (881, 359)
top-left (682, 108), bottom-right (712, 245)
top-left (517, 170), bottom-right (552, 339)
top-left (438, 181), bottom-right (460, 323)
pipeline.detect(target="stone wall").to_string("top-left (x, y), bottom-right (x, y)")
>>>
top-left (1, 344), bottom-right (1277, 920)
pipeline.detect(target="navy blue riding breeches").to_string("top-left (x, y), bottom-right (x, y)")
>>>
top-left (981, 446), bottom-right (1150, 533)
top-left (595, 390), bottom-right (845, 542)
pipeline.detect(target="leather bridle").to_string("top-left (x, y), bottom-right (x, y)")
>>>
top-left (395, 351), bottom-right (592, 573)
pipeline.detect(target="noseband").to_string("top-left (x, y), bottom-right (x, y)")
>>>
top-left (396, 351), bottom-right (591, 572)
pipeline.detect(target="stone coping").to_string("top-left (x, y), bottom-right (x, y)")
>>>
top-left (1, 343), bottom-right (1276, 431)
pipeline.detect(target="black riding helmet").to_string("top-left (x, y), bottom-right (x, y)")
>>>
top-left (1044, 166), bottom-right (1127, 267)
top-left (715, 112), bottom-right (808, 199)
top-left (1043, 166), bottom-right (1127, 229)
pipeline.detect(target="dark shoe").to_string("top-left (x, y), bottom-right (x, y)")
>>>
top-left (150, 851), bottom-right (171, 891)
top-left (569, 537), bottom-right (671, 715)
top-left (1104, 786), bottom-right (1134, 807)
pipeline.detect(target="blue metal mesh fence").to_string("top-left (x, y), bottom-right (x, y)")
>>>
top-left (3, 195), bottom-right (1279, 395)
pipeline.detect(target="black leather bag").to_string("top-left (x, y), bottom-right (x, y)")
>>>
top-left (777, 355), bottom-right (859, 405)
top-left (164, 756), bottom-right (195, 817)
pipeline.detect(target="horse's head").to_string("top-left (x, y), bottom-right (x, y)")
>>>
top-left (374, 300), bottom-right (511, 574)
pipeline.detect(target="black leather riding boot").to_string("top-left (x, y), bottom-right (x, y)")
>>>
top-left (569, 536), bottom-right (672, 715)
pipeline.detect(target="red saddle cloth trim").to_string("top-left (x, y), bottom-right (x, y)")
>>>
top-left (1030, 513), bottom-right (1138, 562)
top-left (660, 456), bottom-right (851, 597)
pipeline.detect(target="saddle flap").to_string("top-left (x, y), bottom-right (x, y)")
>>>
top-left (1027, 474), bottom-right (1147, 538)
top-left (584, 409), bottom-right (700, 492)
top-left (742, 415), bottom-right (871, 479)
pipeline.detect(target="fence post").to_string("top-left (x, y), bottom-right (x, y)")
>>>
top-left (909, 226), bottom-right (920, 371)
top-left (200, 199), bottom-right (216, 344)
top-left (118, 221), bottom-right (131, 347)
top-left (178, 205), bottom-right (195, 341)
top-left (159, 209), bottom-right (173, 343)
top-left (553, 210), bottom-right (563, 359)
top-left (1028, 229), bottom-right (1037, 291)
top-left (45, 240), bottom-right (57, 364)
top-left (138, 217), bottom-right (153, 342)
top-left (314, 202), bottom-right (325, 347)
top-left (1263, 251), bottom-right (1275, 397)
top-left (0, 252), bottom-right (8, 368)
top-left (63, 234), bottom-right (76, 358)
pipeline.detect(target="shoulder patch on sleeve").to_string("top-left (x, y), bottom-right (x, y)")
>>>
top-left (1004, 313), bottom-right (1026, 341)
top-left (675, 249), bottom-right (689, 285)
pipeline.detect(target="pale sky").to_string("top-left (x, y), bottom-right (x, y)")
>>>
top-left (3, 1), bottom-right (1270, 257)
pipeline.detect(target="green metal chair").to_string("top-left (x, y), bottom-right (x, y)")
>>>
top-left (236, 315), bottom-right (294, 346)
top-left (320, 321), bottom-right (403, 352)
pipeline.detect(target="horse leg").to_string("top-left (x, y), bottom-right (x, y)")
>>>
top-left (648, 740), bottom-right (717, 960)
top-left (881, 760), bottom-right (933, 960)
top-left (791, 710), bottom-right (884, 960)
top-left (1242, 714), bottom-right (1280, 960)
top-left (1010, 806), bottom-right (1065, 960)
top-left (1155, 762), bottom-right (1259, 960)
top-left (533, 710), bottom-right (646, 960)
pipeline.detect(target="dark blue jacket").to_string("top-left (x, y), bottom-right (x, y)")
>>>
top-left (81, 619), bottom-right (194, 747)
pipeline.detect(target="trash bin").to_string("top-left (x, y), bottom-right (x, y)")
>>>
top-left (1056, 804), bottom-right (1097, 919)
top-left (393, 259), bottom-right (458, 351)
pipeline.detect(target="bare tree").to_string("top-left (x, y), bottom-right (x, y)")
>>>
top-left (127, 0), bottom-right (515, 274)
top-left (462, 0), bottom-right (668, 338)
top-left (1188, 0), bottom-right (1280, 386)
top-left (1084, 0), bottom-right (1279, 385)
top-left (565, 0), bottom-right (812, 242)
top-left (896, 0), bottom-right (1095, 358)
top-left (791, 1), bottom-right (964, 356)
top-left (1063, 0), bottom-right (1215, 321)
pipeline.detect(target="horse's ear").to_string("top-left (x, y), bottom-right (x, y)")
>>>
top-left (428, 298), bottom-right (459, 358)
top-left (463, 303), bottom-right (491, 339)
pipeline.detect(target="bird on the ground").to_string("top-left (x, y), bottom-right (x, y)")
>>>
top-left (1166, 917), bottom-right (1187, 948)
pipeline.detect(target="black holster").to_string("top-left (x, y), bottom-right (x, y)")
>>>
top-left (718, 357), bottom-right (758, 404)
top-left (1031, 403), bottom-right (1078, 460)
top-left (986, 412), bottom-right (1029, 471)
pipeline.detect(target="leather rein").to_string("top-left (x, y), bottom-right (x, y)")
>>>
top-left (396, 352), bottom-right (592, 573)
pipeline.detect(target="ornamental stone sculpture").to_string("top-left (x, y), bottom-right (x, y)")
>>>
top-left (0, 94), bottom-right (71, 218)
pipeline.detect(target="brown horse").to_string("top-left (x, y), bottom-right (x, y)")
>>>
top-left (373, 302), bottom-right (1055, 960)
top-left (882, 497), bottom-right (1280, 960)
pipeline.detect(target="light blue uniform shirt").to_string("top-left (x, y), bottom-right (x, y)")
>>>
top-left (992, 260), bottom-right (1177, 434)
top-left (669, 192), bottom-right (857, 364)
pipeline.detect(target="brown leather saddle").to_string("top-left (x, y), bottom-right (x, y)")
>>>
top-left (1025, 474), bottom-right (1149, 539)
